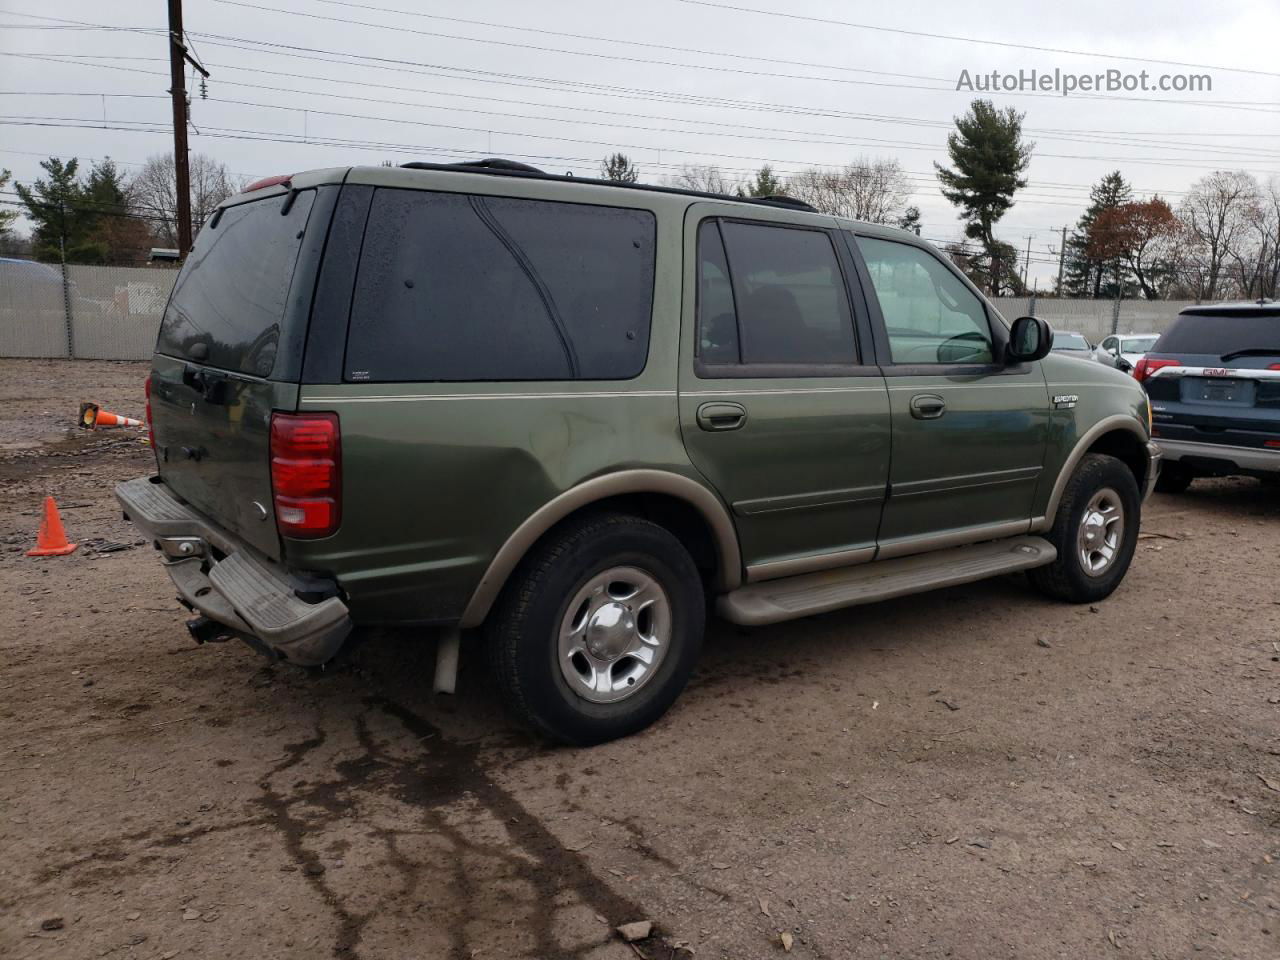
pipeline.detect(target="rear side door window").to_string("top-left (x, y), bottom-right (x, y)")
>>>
top-left (696, 219), bottom-right (858, 372)
top-left (854, 237), bottom-right (993, 365)
top-left (345, 190), bottom-right (656, 382)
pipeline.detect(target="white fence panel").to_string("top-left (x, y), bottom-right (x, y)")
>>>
top-left (66, 265), bottom-right (176, 361)
top-left (0, 259), bottom-right (69, 357)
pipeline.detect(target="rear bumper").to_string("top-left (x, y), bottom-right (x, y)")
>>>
top-left (1155, 438), bottom-right (1280, 475)
top-left (115, 476), bottom-right (351, 665)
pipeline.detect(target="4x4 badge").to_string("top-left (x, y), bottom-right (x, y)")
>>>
top-left (1053, 395), bottom-right (1079, 409)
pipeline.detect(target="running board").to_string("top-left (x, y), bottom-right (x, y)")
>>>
top-left (718, 536), bottom-right (1056, 626)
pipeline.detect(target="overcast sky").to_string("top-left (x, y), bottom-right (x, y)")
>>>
top-left (3, 0), bottom-right (1278, 287)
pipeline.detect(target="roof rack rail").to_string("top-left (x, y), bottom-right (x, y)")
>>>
top-left (403, 158), bottom-right (545, 174)
top-left (394, 158), bottom-right (823, 215)
top-left (750, 195), bottom-right (817, 213)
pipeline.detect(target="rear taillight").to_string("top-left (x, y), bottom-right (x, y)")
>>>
top-left (1268, 363), bottom-right (1280, 371)
top-left (144, 374), bottom-right (155, 448)
top-left (1133, 356), bottom-right (1178, 382)
top-left (269, 412), bottom-right (341, 539)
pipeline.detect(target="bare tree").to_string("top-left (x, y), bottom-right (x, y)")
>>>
top-left (786, 158), bottom-right (910, 224)
top-left (1175, 171), bottom-right (1261, 301)
top-left (129, 153), bottom-right (241, 247)
top-left (670, 164), bottom-right (737, 195)
top-left (1226, 176), bottom-right (1280, 300)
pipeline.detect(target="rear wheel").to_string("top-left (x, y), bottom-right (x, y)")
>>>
top-left (1155, 462), bottom-right (1194, 494)
top-left (1029, 453), bottom-right (1141, 603)
top-left (488, 512), bottom-right (705, 745)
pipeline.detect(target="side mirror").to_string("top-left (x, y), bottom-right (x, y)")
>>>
top-left (1115, 356), bottom-right (1134, 374)
top-left (1007, 316), bottom-right (1053, 363)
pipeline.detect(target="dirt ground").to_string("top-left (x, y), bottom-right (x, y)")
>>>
top-left (1, 357), bottom-right (1277, 960)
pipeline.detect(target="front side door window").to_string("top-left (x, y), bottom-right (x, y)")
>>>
top-left (856, 236), bottom-right (994, 366)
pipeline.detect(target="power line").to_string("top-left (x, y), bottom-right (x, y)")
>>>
top-left (5, 52), bottom-right (1276, 184)
top-left (202, 1), bottom-right (1280, 112)
top-left (677, 0), bottom-right (1280, 80)
top-left (305, 0), bottom-right (955, 85)
top-left (5, 76), bottom-right (1276, 166)
top-left (11, 50), bottom-right (1280, 140)
top-left (0, 118), bottom-right (1173, 216)
top-left (211, 0), bottom-right (961, 92)
top-left (5, 5), bottom-right (1277, 113)
top-left (8, 88), bottom-right (1276, 183)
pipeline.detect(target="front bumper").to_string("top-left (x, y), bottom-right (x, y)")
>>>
top-left (1143, 440), bottom-right (1162, 502)
top-left (115, 476), bottom-right (351, 665)
top-left (1155, 438), bottom-right (1280, 476)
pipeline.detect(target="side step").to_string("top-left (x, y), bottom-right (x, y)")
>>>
top-left (718, 536), bottom-right (1056, 626)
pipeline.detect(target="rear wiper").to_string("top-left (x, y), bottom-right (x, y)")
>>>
top-left (1220, 348), bottom-right (1280, 362)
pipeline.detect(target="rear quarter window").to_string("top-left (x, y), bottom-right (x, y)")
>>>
top-left (157, 190), bottom-right (316, 377)
top-left (345, 189), bottom-right (656, 382)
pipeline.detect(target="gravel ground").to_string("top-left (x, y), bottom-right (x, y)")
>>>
top-left (1, 357), bottom-right (1278, 960)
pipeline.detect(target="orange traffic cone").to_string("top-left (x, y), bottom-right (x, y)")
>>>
top-left (26, 496), bottom-right (77, 557)
top-left (79, 402), bottom-right (142, 429)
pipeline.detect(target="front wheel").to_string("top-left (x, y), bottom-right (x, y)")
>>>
top-left (1028, 453), bottom-right (1141, 603)
top-left (487, 513), bottom-right (705, 745)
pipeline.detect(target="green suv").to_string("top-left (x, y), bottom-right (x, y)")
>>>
top-left (117, 160), bottom-right (1159, 744)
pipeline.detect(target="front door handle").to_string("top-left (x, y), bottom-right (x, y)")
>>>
top-left (909, 394), bottom-right (946, 420)
top-left (696, 401), bottom-right (747, 432)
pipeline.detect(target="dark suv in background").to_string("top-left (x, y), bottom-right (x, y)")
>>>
top-left (1138, 302), bottom-right (1280, 492)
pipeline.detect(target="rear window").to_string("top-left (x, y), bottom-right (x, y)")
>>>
top-left (1054, 334), bottom-right (1090, 350)
top-left (1154, 313), bottom-right (1280, 356)
top-left (345, 189), bottom-right (656, 382)
top-left (157, 190), bottom-right (316, 377)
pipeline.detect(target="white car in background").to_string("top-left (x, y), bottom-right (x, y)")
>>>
top-left (1095, 333), bottom-right (1160, 373)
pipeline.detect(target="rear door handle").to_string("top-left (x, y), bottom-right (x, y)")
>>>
top-left (696, 401), bottom-right (747, 432)
top-left (909, 394), bottom-right (946, 420)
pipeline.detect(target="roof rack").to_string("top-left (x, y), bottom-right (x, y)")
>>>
top-left (398, 159), bottom-right (818, 213)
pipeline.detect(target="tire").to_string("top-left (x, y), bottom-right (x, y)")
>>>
top-left (1028, 453), bottom-right (1141, 604)
top-left (487, 512), bottom-right (706, 745)
top-left (1154, 462), bottom-right (1194, 494)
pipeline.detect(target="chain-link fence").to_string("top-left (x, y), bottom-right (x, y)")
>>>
top-left (0, 260), bottom-right (178, 360)
top-left (990, 296), bottom-right (1199, 344)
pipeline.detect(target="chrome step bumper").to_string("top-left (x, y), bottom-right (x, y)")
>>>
top-left (115, 476), bottom-right (350, 665)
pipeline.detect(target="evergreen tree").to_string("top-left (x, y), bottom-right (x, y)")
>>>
top-left (14, 157), bottom-right (90, 263)
top-left (1062, 171), bottom-right (1132, 298)
top-left (14, 157), bottom-right (150, 264)
top-left (897, 205), bottom-right (922, 235)
top-left (0, 169), bottom-right (16, 240)
top-left (934, 99), bottom-right (1033, 295)
top-left (599, 152), bottom-right (639, 183)
top-left (744, 164), bottom-right (784, 197)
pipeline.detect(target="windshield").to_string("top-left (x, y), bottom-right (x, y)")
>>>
top-left (1121, 336), bottom-right (1158, 354)
top-left (1054, 334), bottom-right (1089, 350)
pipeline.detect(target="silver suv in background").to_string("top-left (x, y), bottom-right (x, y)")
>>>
top-left (1095, 333), bottom-right (1159, 372)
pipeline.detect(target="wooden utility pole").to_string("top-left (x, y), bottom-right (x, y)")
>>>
top-left (167, 0), bottom-right (192, 259)
top-left (1056, 225), bottom-right (1067, 294)
top-left (1022, 235), bottom-right (1033, 292)
top-left (166, 0), bottom-right (208, 259)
